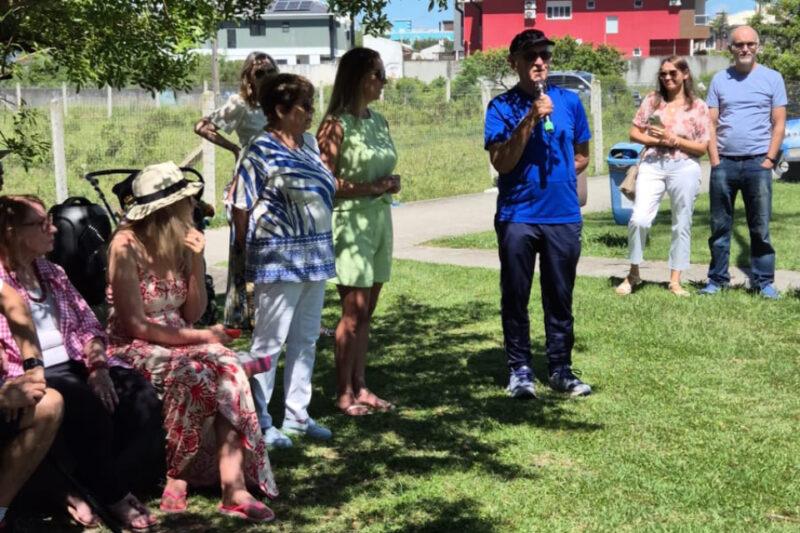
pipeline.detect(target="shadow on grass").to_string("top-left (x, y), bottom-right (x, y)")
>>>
top-left (262, 291), bottom-right (602, 529)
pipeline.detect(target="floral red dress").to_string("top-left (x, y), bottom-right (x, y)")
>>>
top-left (106, 270), bottom-right (277, 497)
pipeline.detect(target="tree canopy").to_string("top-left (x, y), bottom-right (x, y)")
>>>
top-left (750, 0), bottom-right (800, 81)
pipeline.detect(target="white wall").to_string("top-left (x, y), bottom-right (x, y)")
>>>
top-left (364, 36), bottom-right (404, 79)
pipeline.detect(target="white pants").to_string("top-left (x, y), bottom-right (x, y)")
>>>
top-left (248, 280), bottom-right (326, 430)
top-left (628, 157), bottom-right (701, 271)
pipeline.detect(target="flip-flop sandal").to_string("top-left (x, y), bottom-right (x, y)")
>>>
top-left (125, 494), bottom-right (158, 527)
top-left (159, 489), bottom-right (188, 514)
top-left (218, 501), bottom-right (275, 523)
top-left (367, 399), bottom-right (397, 413)
top-left (66, 504), bottom-right (100, 528)
top-left (339, 403), bottom-right (370, 416)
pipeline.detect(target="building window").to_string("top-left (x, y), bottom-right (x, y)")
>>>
top-left (586, 0), bottom-right (596, 8)
top-left (226, 28), bottom-right (237, 48)
top-left (282, 22), bottom-right (290, 33)
top-left (606, 16), bottom-right (619, 34)
top-left (546, 0), bottom-right (572, 20)
top-left (634, 0), bottom-right (643, 7)
top-left (249, 21), bottom-right (266, 36)
top-left (632, 47), bottom-right (642, 56)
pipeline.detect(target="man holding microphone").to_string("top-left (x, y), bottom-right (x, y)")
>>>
top-left (485, 29), bottom-right (592, 399)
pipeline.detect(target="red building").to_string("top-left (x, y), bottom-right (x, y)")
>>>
top-left (457, 0), bottom-right (711, 57)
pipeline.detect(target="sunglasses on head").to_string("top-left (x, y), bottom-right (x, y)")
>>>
top-left (520, 49), bottom-right (552, 63)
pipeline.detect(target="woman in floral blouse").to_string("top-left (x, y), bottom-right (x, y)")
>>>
top-left (616, 55), bottom-right (711, 297)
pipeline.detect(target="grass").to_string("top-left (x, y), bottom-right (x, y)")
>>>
top-left (426, 181), bottom-right (800, 271)
top-left (14, 259), bottom-right (800, 531)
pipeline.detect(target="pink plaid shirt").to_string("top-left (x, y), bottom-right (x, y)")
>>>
top-left (0, 259), bottom-right (109, 380)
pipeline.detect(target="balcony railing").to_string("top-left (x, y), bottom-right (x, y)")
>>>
top-left (695, 14), bottom-right (711, 25)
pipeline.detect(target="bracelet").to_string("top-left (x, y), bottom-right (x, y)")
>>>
top-left (87, 360), bottom-right (109, 373)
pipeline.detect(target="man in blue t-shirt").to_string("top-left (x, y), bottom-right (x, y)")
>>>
top-left (484, 29), bottom-right (592, 399)
top-left (701, 25), bottom-right (787, 298)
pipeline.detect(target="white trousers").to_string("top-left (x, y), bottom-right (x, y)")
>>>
top-left (628, 157), bottom-right (702, 271)
top-left (248, 280), bottom-right (325, 430)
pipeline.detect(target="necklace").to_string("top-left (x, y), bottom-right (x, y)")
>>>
top-left (19, 265), bottom-right (47, 303)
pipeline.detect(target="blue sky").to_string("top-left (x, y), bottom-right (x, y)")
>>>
top-left (384, 0), bottom-right (453, 29)
top-left (380, 0), bottom-right (757, 28)
top-left (707, 0), bottom-right (759, 15)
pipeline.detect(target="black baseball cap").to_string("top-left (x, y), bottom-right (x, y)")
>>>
top-left (509, 30), bottom-right (555, 55)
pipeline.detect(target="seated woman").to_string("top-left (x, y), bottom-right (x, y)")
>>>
top-left (0, 194), bottom-right (161, 530)
top-left (0, 280), bottom-right (63, 531)
top-left (105, 162), bottom-right (277, 523)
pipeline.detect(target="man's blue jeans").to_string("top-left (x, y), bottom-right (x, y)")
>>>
top-left (707, 156), bottom-right (775, 289)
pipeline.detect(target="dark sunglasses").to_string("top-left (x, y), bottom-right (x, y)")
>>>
top-left (299, 100), bottom-right (314, 113)
top-left (731, 41), bottom-right (758, 49)
top-left (520, 49), bottom-right (552, 63)
top-left (372, 69), bottom-right (387, 82)
top-left (659, 69), bottom-right (680, 78)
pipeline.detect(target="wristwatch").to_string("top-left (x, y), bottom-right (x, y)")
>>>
top-left (766, 156), bottom-right (778, 165)
top-left (22, 358), bottom-right (44, 371)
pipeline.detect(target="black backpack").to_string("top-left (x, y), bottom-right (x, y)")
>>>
top-left (47, 197), bottom-right (112, 306)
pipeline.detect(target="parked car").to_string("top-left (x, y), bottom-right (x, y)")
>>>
top-left (777, 117), bottom-right (800, 181)
top-left (631, 90), bottom-right (643, 108)
top-left (548, 71), bottom-right (592, 95)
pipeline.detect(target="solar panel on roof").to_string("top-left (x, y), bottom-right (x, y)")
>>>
top-left (287, 1), bottom-right (301, 10)
top-left (273, 1), bottom-right (289, 10)
top-left (299, 1), bottom-right (312, 9)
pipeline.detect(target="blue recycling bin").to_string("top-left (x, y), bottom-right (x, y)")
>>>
top-left (607, 142), bottom-right (644, 225)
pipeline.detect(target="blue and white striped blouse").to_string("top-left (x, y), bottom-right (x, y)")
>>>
top-left (235, 131), bottom-right (336, 283)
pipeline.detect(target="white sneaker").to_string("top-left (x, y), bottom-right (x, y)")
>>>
top-left (263, 426), bottom-right (293, 449)
top-left (282, 417), bottom-right (332, 441)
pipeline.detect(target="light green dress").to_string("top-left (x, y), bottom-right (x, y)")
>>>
top-left (332, 110), bottom-right (398, 287)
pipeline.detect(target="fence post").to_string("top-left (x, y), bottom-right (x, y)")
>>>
top-left (590, 77), bottom-right (604, 176)
top-left (61, 82), bottom-right (68, 117)
top-left (203, 80), bottom-right (208, 93)
top-left (480, 80), bottom-right (499, 185)
top-left (15, 83), bottom-right (21, 107)
top-left (318, 84), bottom-right (324, 112)
top-left (154, 91), bottom-right (161, 108)
top-left (49, 99), bottom-right (68, 203)
top-left (106, 85), bottom-right (113, 118)
top-left (445, 77), bottom-right (451, 103)
top-left (201, 91), bottom-right (216, 207)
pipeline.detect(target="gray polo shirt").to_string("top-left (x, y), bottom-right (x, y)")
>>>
top-left (706, 64), bottom-right (787, 156)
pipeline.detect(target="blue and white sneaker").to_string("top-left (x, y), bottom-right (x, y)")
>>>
top-left (549, 368), bottom-right (592, 397)
top-left (759, 284), bottom-right (780, 300)
top-left (698, 281), bottom-right (724, 295)
top-left (282, 417), bottom-right (332, 441)
top-left (506, 366), bottom-right (536, 399)
top-left (264, 426), bottom-right (293, 449)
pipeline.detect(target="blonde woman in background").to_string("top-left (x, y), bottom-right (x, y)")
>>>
top-left (194, 52), bottom-right (278, 331)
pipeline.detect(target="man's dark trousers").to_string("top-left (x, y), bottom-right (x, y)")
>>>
top-left (496, 220), bottom-right (582, 373)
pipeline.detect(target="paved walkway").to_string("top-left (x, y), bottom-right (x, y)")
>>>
top-left (204, 164), bottom-right (800, 292)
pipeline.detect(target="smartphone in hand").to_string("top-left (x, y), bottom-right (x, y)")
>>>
top-left (648, 114), bottom-right (664, 128)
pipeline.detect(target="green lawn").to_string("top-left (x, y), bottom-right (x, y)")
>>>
top-left (427, 181), bottom-right (800, 271)
top-left (15, 260), bottom-right (800, 531)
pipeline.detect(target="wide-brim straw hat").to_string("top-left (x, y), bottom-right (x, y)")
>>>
top-left (123, 161), bottom-right (203, 221)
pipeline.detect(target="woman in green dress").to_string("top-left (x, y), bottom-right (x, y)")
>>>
top-left (317, 48), bottom-right (400, 416)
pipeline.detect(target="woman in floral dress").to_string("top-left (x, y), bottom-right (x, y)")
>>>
top-left (106, 162), bottom-right (277, 523)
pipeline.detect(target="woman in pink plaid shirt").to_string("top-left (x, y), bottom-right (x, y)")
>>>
top-left (0, 194), bottom-right (162, 530)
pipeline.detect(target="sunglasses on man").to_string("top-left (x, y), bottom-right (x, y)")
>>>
top-left (518, 49), bottom-right (553, 63)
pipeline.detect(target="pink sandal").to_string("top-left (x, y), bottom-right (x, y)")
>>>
top-left (159, 489), bottom-right (187, 514)
top-left (218, 501), bottom-right (275, 523)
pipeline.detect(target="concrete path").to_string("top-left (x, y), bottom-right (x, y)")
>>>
top-left (204, 163), bottom-right (800, 292)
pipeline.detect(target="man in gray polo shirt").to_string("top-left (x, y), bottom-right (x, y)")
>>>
top-left (701, 25), bottom-right (787, 298)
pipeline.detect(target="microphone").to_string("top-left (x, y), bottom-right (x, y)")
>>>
top-left (535, 81), bottom-right (555, 134)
